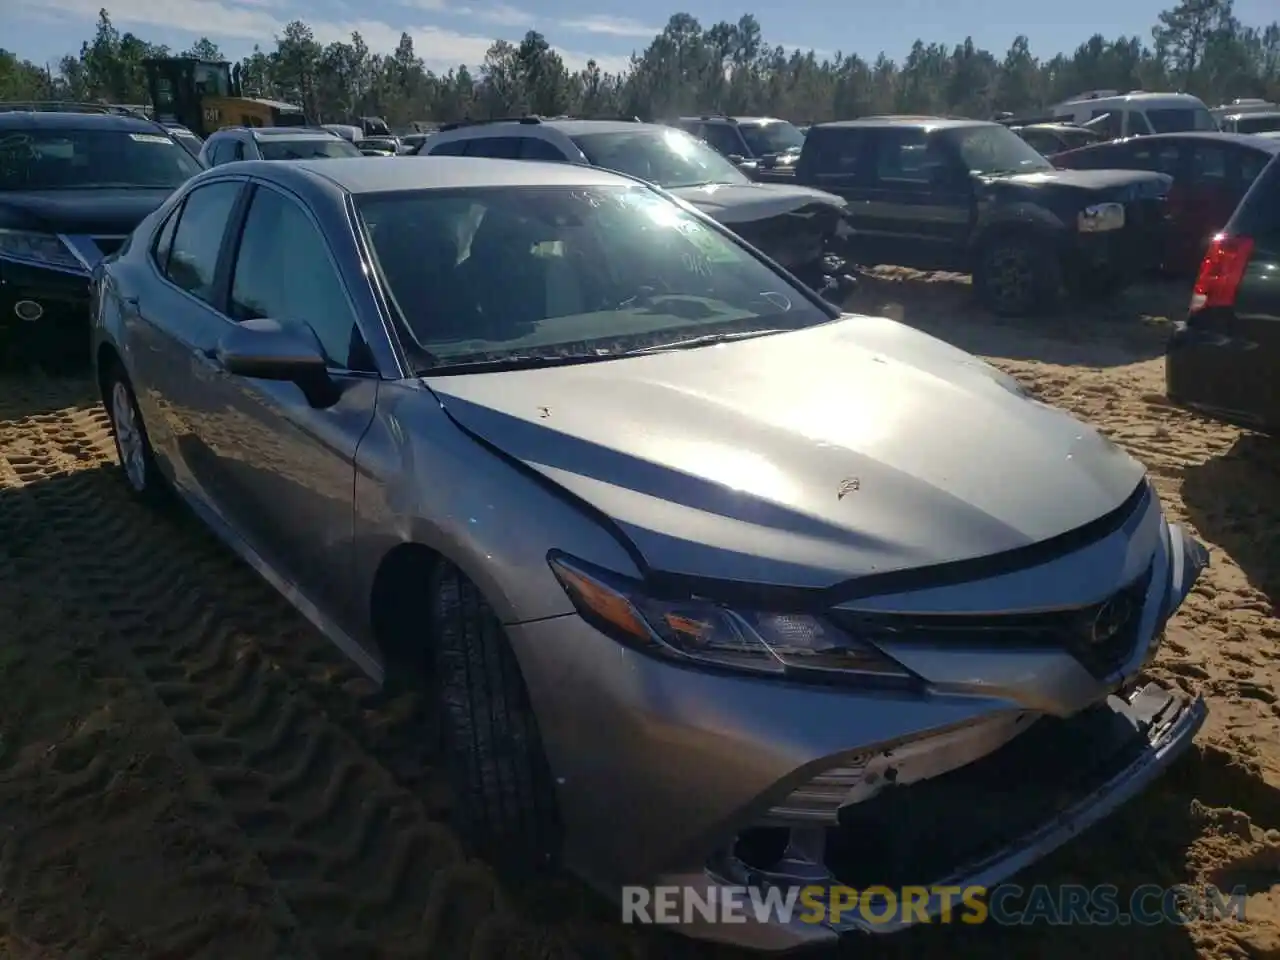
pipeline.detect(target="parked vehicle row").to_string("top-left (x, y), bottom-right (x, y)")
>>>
top-left (414, 116), bottom-right (854, 293)
top-left (1051, 131), bottom-right (1280, 273)
top-left (89, 151), bottom-right (1210, 952)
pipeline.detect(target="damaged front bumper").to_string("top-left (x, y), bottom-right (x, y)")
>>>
top-left (686, 679), bottom-right (1204, 949)
top-left (508, 496), bottom-right (1209, 952)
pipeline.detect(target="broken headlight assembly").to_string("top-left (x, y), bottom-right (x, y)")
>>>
top-left (548, 552), bottom-right (918, 686)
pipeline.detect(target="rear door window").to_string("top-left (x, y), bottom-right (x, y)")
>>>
top-left (1128, 141), bottom-right (1182, 177)
top-left (874, 128), bottom-right (932, 184)
top-left (799, 128), bottom-right (868, 182)
top-left (1191, 144), bottom-right (1228, 183)
top-left (429, 138), bottom-right (471, 157)
top-left (465, 137), bottom-right (521, 159)
top-left (163, 181), bottom-right (242, 305)
top-left (1231, 154), bottom-right (1280, 242)
top-left (699, 123), bottom-right (746, 157)
top-left (519, 138), bottom-right (567, 162)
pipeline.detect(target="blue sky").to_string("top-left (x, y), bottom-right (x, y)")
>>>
top-left (3, 0), bottom-right (1275, 77)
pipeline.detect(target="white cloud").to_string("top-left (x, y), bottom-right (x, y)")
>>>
top-left (462, 4), bottom-right (533, 27)
top-left (558, 15), bottom-right (656, 39)
top-left (15, 0), bottom-right (624, 73)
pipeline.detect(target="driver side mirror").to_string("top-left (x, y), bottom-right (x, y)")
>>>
top-left (214, 317), bottom-right (340, 408)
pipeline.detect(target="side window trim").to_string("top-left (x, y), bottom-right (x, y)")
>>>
top-left (150, 198), bottom-right (185, 274)
top-left (225, 180), bottom-right (375, 374)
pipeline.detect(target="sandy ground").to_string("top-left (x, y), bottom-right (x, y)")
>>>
top-left (2, 270), bottom-right (1280, 959)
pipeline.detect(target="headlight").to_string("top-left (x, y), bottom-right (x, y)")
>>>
top-left (548, 553), bottom-right (917, 684)
top-left (0, 229), bottom-right (86, 273)
top-left (1077, 202), bottom-right (1126, 233)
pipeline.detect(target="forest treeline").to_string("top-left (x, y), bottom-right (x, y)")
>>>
top-left (2, 1), bottom-right (1278, 126)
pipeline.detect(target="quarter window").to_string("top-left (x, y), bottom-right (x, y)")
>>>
top-left (228, 186), bottom-right (369, 371)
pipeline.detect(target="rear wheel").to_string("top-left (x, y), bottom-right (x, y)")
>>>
top-left (974, 234), bottom-right (1063, 317)
top-left (429, 562), bottom-right (561, 873)
top-left (104, 363), bottom-right (166, 505)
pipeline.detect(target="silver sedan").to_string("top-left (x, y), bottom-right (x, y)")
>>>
top-left (91, 156), bottom-right (1208, 950)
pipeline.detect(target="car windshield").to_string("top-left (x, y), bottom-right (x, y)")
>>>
top-left (358, 184), bottom-right (829, 370)
top-left (943, 124), bottom-right (1054, 175)
top-left (739, 121), bottom-right (806, 156)
top-left (1145, 107), bottom-right (1218, 133)
top-left (0, 128), bottom-right (203, 190)
top-left (1237, 114), bottom-right (1280, 134)
top-left (258, 137), bottom-right (361, 160)
top-left (571, 128), bottom-right (750, 188)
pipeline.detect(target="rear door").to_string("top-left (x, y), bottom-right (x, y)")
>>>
top-left (1186, 140), bottom-right (1236, 244)
top-left (129, 177), bottom-right (247, 503)
top-left (853, 127), bottom-right (972, 270)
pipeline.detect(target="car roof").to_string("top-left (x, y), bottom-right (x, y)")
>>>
top-left (0, 110), bottom-right (167, 133)
top-left (249, 127), bottom-right (339, 139)
top-left (1080, 131), bottom-right (1280, 152)
top-left (1227, 110), bottom-right (1280, 121)
top-left (249, 155), bottom-right (644, 194)
top-left (1059, 92), bottom-right (1206, 106)
top-left (814, 117), bottom-right (989, 131)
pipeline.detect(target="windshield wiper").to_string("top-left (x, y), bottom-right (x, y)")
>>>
top-left (418, 352), bottom-right (620, 376)
top-left (626, 328), bottom-right (791, 355)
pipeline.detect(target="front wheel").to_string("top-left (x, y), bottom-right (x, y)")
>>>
top-left (973, 235), bottom-right (1063, 317)
top-left (430, 562), bottom-right (561, 873)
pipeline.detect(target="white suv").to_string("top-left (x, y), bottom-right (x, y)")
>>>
top-left (416, 117), bottom-right (853, 289)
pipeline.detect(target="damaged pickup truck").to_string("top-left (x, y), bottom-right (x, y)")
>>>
top-left (414, 116), bottom-right (856, 294)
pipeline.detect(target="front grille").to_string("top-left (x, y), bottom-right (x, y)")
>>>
top-left (91, 236), bottom-right (126, 258)
top-left (831, 565), bottom-right (1154, 680)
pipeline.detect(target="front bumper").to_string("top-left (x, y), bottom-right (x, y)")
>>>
top-left (1068, 197), bottom-right (1168, 282)
top-left (507, 506), bottom-right (1208, 951)
top-left (0, 259), bottom-right (93, 365)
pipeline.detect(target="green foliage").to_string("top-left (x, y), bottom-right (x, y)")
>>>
top-left (2, 1), bottom-right (1278, 123)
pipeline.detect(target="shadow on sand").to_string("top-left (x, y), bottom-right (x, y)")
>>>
top-left (1181, 432), bottom-right (1280, 614)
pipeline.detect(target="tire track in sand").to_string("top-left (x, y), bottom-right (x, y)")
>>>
top-left (0, 385), bottom-right (531, 960)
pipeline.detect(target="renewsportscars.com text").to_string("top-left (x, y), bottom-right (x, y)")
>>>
top-left (622, 883), bottom-right (1247, 927)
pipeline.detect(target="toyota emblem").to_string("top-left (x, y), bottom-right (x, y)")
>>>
top-left (1090, 594), bottom-right (1134, 645)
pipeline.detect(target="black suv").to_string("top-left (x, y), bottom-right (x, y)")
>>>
top-left (674, 115), bottom-right (807, 182)
top-left (1166, 151), bottom-right (1280, 433)
top-left (0, 103), bottom-right (204, 368)
top-left (795, 117), bottom-right (1172, 314)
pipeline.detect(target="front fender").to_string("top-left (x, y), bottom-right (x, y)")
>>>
top-left (971, 201), bottom-right (1070, 254)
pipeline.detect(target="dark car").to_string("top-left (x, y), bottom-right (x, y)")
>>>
top-left (673, 115), bottom-right (807, 182)
top-left (199, 126), bottom-right (362, 166)
top-left (1052, 132), bottom-right (1280, 274)
top-left (417, 117), bottom-right (855, 292)
top-left (794, 118), bottom-right (1172, 315)
top-left (1166, 152), bottom-right (1280, 433)
top-left (1012, 123), bottom-right (1105, 155)
top-left (0, 105), bottom-right (204, 368)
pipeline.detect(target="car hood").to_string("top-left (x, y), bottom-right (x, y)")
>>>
top-left (424, 316), bottom-right (1146, 591)
top-left (667, 181), bottom-right (846, 225)
top-left (987, 167), bottom-right (1171, 201)
top-left (0, 188), bottom-right (174, 235)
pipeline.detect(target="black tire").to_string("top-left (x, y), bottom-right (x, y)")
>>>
top-left (973, 233), bottom-right (1063, 317)
top-left (429, 562), bottom-right (561, 873)
top-left (103, 362), bottom-right (166, 505)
